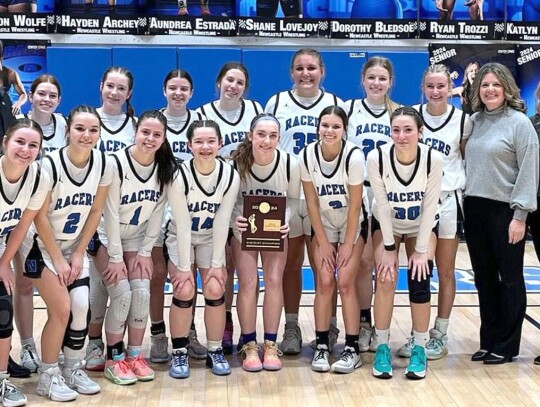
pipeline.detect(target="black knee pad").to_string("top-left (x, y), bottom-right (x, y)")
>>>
top-left (172, 296), bottom-right (194, 309)
top-left (67, 276), bottom-right (90, 292)
top-left (0, 289), bottom-right (13, 339)
top-left (407, 265), bottom-right (432, 304)
top-left (205, 295), bottom-right (225, 307)
top-left (63, 327), bottom-right (87, 350)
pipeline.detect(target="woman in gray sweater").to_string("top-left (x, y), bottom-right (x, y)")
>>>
top-left (464, 62), bottom-right (539, 365)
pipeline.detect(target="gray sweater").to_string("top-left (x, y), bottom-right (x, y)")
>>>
top-left (465, 107), bottom-right (539, 221)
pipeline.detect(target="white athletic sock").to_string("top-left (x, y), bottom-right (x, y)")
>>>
top-left (375, 329), bottom-right (390, 345)
top-left (435, 317), bottom-right (449, 335)
top-left (413, 330), bottom-right (429, 348)
top-left (21, 337), bottom-right (36, 348)
top-left (127, 346), bottom-right (141, 358)
top-left (207, 340), bottom-right (222, 352)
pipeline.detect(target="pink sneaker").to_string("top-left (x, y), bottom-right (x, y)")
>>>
top-left (240, 341), bottom-right (262, 372)
top-left (263, 340), bottom-right (283, 371)
top-left (104, 358), bottom-right (137, 386)
top-left (126, 355), bottom-right (155, 381)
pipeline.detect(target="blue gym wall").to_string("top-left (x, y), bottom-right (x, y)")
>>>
top-left (46, 46), bottom-right (428, 116)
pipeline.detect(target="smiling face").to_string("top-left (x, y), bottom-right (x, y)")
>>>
top-left (188, 127), bottom-right (221, 161)
top-left (318, 113), bottom-right (345, 147)
top-left (249, 119), bottom-right (280, 162)
top-left (362, 65), bottom-right (392, 104)
top-left (3, 127), bottom-right (41, 167)
top-left (218, 68), bottom-right (246, 103)
top-left (391, 114), bottom-right (422, 154)
top-left (67, 112), bottom-right (101, 151)
top-left (291, 53), bottom-right (324, 97)
top-left (423, 72), bottom-right (451, 108)
top-left (30, 82), bottom-right (60, 116)
top-left (479, 72), bottom-right (505, 111)
top-left (135, 118), bottom-right (166, 156)
top-left (164, 76), bottom-right (193, 113)
top-left (100, 72), bottom-right (132, 113)
top-left (466, 63), bottom-right (479, 84)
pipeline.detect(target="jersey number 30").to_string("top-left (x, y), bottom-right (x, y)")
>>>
top-left (394, 206), bottom-right (420, 221)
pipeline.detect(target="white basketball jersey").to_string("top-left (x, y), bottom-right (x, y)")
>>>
top-left (97, 108), bottom-right (137, 153)
top-left (164, 109), bottom-right (203, 162)
top-left (301, 140), bottom-right (364, 215)
top-left (108, 147), bottom-right (163, 240)
top-left (43, 148), bottom-right (107, 241)
top-left (414, 104), bottom-right (466, 192)
top-left (270, 91), bottom-right (340, 155)
top-left (0, 162), bottom-right (42, 241)
top-left (344, 98), bottom-right (392, 160)
top-left (198, 100), bottom-right (261, 159)
top-left (375, 143), bottom-right (434, 234)
top-left (234, 149), bottom-right (292, 214)
top-left (168, 158), bottom-right (236, 238)
top-left (16, 113), bottom-right (67, 154)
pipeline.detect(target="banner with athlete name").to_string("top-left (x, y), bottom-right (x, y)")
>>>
top-left (0, 0), bottom-right (55, 33)
top-left (419, 0), bottom-right (505, 40)
top-left (516, 44), bottom-right (540, 115)
top-left (330, 0), bottom-right (418, 39)
top-left (237, 0), bottom-right (329, 37)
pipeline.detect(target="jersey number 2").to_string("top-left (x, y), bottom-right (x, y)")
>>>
top-left (63, 213), bottom-right (81, 234)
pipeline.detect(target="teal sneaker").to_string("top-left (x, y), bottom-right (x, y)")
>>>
top-left (372, 344), bottom-right (393, 379)
top-left (405, 345), bottom-right (427, 380)
top-left (425, 328), bottom-right (448, 360)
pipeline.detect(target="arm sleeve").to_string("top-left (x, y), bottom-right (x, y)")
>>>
top-left (367, 149), bottom-right (396, 248)
top-left (138, 193), bottom-right (167, 257)
top-left (211, 172), bottom-right (240, 268)
top-left (103, 160), bottom-right (123, 263)
top-left (415, 152), bottom-right (443, 253)
top-left (511, 117), bottom-right (540, 220)
top-left (167, 174), bottom-right (192, 272)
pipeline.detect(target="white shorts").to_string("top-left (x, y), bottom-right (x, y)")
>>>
top-left (98, 231), bottom-right (143, 253)
top-left (20, 234), bottom-right (90, 279)
top-left (289, 199), bottom-right (311, 238)
top-left (317, 207), bottom-right (366, 245)
top-left (165, 232), bottom-right (224, 270)
top-left (438, 190), bottom-right (463, 239)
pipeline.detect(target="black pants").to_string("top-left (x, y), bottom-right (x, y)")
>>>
top-left (528, 196), bottom-right (540, 261)
top-left (464, 197), bottom-right (526, 357)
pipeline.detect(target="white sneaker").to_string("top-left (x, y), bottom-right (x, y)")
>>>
top-left (358, 326), bottom-right (373, 352)
top-left (425, 328), bottom-right (449, 360)
top-left (311, 345), bottom-right (330, 372)
top-left (36, 366), bottom-right (78, 402)
top-left (85, 341), bottom-right (105, 371)
top-left (151, 333), bottom-right (170, 363)
top-left (397, 337), bottom-right (415, 358)
top-left (63, 361), bottom-right (101, 395)
top-left (20, 344), bottom-right (40, 373)
top-left (0, 375), bottom-right (27, 407)
top-left (330, 346), bottom-right (362, 374)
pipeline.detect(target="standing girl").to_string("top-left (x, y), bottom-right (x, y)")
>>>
top-left (148, 69), bottom-right (204, 364)
top-left (86, 66), bottom-right (138, 372)
top-left (198, 62), bottom-right (262, 354)
top-left (165, 120), bottom-right (239, 378)
top-left (368, 107), bottom-right (443, 380)
top-left (232, 113), bottom-right (300, 372)
top-left (0, 119), bottom-right (50, 406)
top-left (400, 64), bottom-right (472, 360)
top-left (94, 110), bottom-right (176, 385)
top-left (265, 49), bottom-right (342, 355)
top-left (21, 106), bottom-right (112, 400)
top-left (301, 106), bottom-right (365, 373)
top-left (14, 74), bottom-right (67, 374)
top-left (342, 56), bottom-right (400, 353)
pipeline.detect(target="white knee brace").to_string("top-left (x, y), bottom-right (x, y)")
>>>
top-left (89, 259), bottom-right (109, 325)
top-left (128, 279), bottom-right (150, 330)
top-left (105, 279), bottom-right (131, 335)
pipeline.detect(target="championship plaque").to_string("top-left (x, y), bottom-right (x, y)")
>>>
top-left (242, 195), bottom-right (285, 252)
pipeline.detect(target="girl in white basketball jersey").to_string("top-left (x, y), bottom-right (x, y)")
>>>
top-left (232, 114), bottom-right (300, 372)
top-left (368, 107), bottom-right (443, 381)
top-left (265, 49), bottom-right (343, 355)
top-left (165, 120), bottom-right (239, 378)
top-left (342, 56), bottom-right (401, 353)
top-left (21, 106), bottom-right (112, 401)
top-left (14, 75), bottom-right (67, 375)
top-left (399, 65), bottom-right (471, 361)
top-left (86, 66), bottom-right (137, 372)
top-left (148, 69), bottom-right (205, 365)
top-left (0, 119), bottom-right (49, 406)
top-left (94, 111), bottom-right (177, 386)
top-left (197, 62), bottom-right (262, 354)
top-left (301, 106), bottom-right (365, 374)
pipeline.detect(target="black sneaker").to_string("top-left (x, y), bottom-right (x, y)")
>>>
top-left (8, 356), bottom-right (31, 378)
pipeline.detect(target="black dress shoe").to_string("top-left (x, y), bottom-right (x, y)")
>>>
top-left (8, 356), bottom-right (31, 378)
top-left (534, 355), bottom-right (540, 365)
top-left (483, 353), bottom-right (513, 365)
top-left (471, 349), bottom-right (489, 362)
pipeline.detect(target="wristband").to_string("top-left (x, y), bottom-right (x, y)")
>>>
top-left (384, 244), bottom-right (396, 251)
